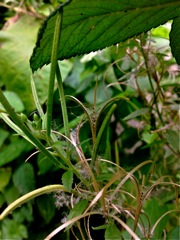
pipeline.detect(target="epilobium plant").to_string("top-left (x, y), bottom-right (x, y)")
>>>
top-left (0, 0), bottom-right (179, 239)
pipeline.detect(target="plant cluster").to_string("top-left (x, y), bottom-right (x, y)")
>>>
top-left (0, 0), bottom-right (179, 239)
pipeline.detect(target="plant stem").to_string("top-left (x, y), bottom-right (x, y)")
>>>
top-left (140, 37), bottom-right (165, 126)
top-left (0, 185), bottom-right (67, 220)
top-left (30, 74), bottom-right (44, 119)
top-left (47, 9), bottom-right (63, 138)
top-left (56, 63), bottom-right (70, 154)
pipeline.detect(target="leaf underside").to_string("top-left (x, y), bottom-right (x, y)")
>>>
top-left (30, 0), bottom-right (180, 72)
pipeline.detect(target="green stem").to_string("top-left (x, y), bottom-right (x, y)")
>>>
top-left (47, 9), bottom-right (63, 138)
top-left (0, 185), bottom-right (67, 220)
top-left (91, 104), bottom-right (117, 168)
top-left (30, 74), bottom-right (44, 118)
top-left (56, 64), bottom-right (70, 155)
top-left (0, 88), bottom-right (61, 167)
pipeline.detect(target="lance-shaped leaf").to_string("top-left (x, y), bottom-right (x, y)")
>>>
top-left (30, 0), bottom-right (180, 72)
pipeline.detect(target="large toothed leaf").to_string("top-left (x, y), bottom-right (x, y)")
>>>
top-left (30, 0), bottom-right (180, 72)
top-left (170, 17), bottom-right (180, 65)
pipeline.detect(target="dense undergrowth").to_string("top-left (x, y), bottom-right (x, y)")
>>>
top-left (0, 0), bottom-right (179, 239)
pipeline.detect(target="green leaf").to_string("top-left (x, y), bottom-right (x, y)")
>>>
top-left (0, 193), bottom-right (5, 208)
top-left (3, 91), bottom-right (25, 112)
top-left (21, 204), bottom-right (33, 222)
top-left (170, 17), bottom-right (180, 65)
top-left (0, 31), bottom-right (11, 44)
top-left (66, 199), bottom-right (88, 230)
top-left (0, 137), bottom-right (33, 167)
top-left (12, 204), bottom-right (33, 223)
top-left (167, 226), bottom-right (180, 240)
top-left (105, 224), bottom-right (123, 240)
top-left (37, 154), bottom-right (55, 175)
top-left (62, 170), bottom-right (73, 191)
top-left (0, 15), bottom-right (40, 112)
top-left (143, 198), bottom-right (169, 239)
top-left (96, 173), bottom-right (113, 182)
top-left (13, 163), bottom-right (35, 195)
top-left (33, 60), bottom-right (73, 105)
top-left (142, 131), bottom-right (158, 144)
top-left (36, 195), bottom-right (56, 224)
top-left (0, 128), bottom-right (9, 148)
top-left (1, 218), bottom-right (28, 240)
top-left (85, 82), bottom-right (113, 105)
top-left (3, 184), bottom-right (20, 205)
top-left (123, 108), bottom-right (149, 121)
top-left (166, 129), bottom-right (180, 152)
top-left (152, 24), bottom-right (170, 39)
top-left (67, 199), bottom-right (88, 220)
top-left (0, 168), bottom-right (12, 191)
top-left (30, 0), bottom-right (180, 72)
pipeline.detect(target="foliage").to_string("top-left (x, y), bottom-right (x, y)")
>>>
top-left (0, 0), bottom-right (179, 239)
top-left (30, 0), bottom-right (180, 71)
top-left (170, 17), bottom-right (180, 65)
